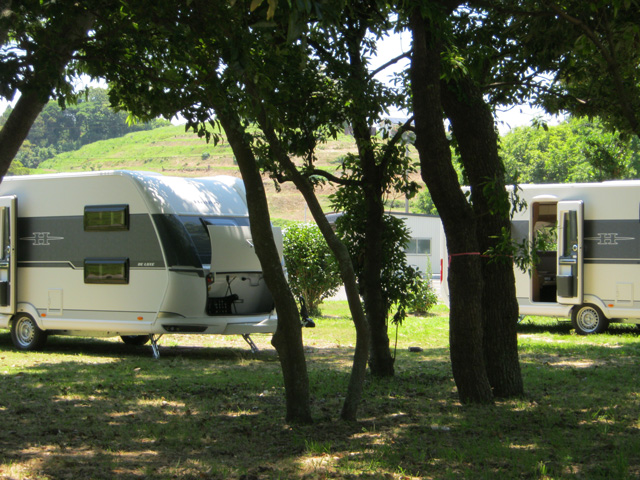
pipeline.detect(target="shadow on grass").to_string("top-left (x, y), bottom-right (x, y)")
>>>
top-left (0, 336), bottom-right (292, 479)
top-left (1, 326), bottom-right (639, 479)
top-left (0, 332), bottom-right (278, 362)
top-left (517, 316), bottom-right (640, 337)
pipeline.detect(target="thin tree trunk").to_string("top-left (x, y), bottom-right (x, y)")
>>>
top-left (409, 9), bottom-right (493, 404)
top-left (346, 27), bottom-right (395, 378)
top-left (286, 166), bottom-right (370, 421)
top-left (214, 105), bottom-right (312, 424)
top-left (361, 190), bottom-right (394, 377)
top-left (255, 115), bottom-right (370, 421)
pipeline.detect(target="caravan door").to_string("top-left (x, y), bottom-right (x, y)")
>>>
top-left (556, 200), bottom-right (584, 305)
top-left (0, 195), bottom-right (16, 314)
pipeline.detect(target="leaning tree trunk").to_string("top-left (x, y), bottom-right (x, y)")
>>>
top-left (441, 78), bottom-right (524, 398)
top-left (409, 10), bottom-right (493, 404)
top-left (215, 106), bottom-right (312, 424)
top-left (0, 91), bottom-right (47, 179)
top-left (286, 165), bottom-right (370, 421)
top-left (0, 10), bottom-right (95, 180)
top-left (254, 114), bottom-right (370, 421)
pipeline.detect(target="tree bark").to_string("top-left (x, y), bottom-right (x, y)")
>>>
top-left (361, 189), bottom-right (394, 378)
top-left (441, 77), bottom-right (524, 398)
top-left (0, 90), bottom-right (47, 179)
top-left (284, 164), bottom-right (370, 421)
top-left (0, 0), bottom-right (12, 46)
top-left (214, 105), bottom-right (313, 425)
top-left (254, 113), bottom-right (370, 421)
top-left (0, 9), bottom-right (95, 180)
top-left (346, 24), bottom-right (395, 378)
top-left (409, 9), bottom-right (493, 404)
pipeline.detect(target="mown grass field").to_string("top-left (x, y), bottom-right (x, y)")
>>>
top-left (1, 303), bottom-right (639, 480)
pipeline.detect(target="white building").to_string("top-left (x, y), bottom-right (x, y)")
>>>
top-left (325, 211), bottom-right (443, 279)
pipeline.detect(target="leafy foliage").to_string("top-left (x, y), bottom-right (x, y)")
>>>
top-left (501, 117), bottom-right (640, 184)
top-left (405, 273), bottom-right (439, 315)
top-left (335, 207), bottom-right (417, 326)
top-left (282, 222), bottom-right (341, 316)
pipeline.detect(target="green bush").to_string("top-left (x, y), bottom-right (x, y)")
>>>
top-left (283, 222), bottom-right (342, 316)
top-left (406, 273), bottom-right (439, 315)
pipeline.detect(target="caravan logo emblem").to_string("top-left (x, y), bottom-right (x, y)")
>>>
top-left (586, 233), bottom-right (634, 245)
top-left (21, 232), bottom-right (65, 246)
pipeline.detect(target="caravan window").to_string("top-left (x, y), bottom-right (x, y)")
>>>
top-left (404, 238), bottom-right (431, 255)
top-left (84, 258), bottom-right (129, 284)
top-left (84, 205), bottom-right (129, 231)
top-left (179, 215), bottom-right (250, 265)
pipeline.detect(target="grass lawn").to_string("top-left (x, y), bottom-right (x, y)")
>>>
top-left (1, 304), bottom-right (639, 479)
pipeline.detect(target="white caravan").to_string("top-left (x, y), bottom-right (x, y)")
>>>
top-left (0, 171), bottom-right (282, 356)
top-left (441, 181), bottom-right (640, 334)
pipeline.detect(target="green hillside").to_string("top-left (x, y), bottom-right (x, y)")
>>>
top-left (37, 125), bottom-right (237, 174)
top-left (35, 124), bottom-right (359, 221)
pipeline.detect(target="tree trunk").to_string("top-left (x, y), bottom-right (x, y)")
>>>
top-left (0, 0), bottom-right (11, 46)
top-left (409, 10), bottom-right (493, 404)
top-left (441, 78), bottom-right (524, 398)
top-left (354, 128), bottom-right (393, 378)
top-left (286, 165), bottom-right (370, 421)
top-left (0, 90), bottom-right (47, 179)
top-left (361, 187), bottom-right (394, 377)
top-left (255, 116), bottom-right (370, 421)
top-left (215, 107), bottom-right (312, 425)
top-left (0, 9), bottom-right (95, 180)
top-left (346, 25), bottom-right (395, 378)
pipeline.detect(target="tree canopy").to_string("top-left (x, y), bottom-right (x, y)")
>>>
top-left (501, 117), bottom-right (640, 184)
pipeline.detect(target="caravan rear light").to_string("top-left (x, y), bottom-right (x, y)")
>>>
top-left (206, 273), bottom-right (214, 286)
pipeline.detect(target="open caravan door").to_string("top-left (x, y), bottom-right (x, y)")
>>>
top-left (206, 224), bottom-right (283, 315)
top-left (556, 200), bottom-right (584, 305)
top-left (0, 196), bottom-right (16, 315)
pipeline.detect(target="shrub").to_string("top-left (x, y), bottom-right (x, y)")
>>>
top-left (406, 273), bottom-right (439, 315)
top-left (283, 222), bottom-right (342, 316)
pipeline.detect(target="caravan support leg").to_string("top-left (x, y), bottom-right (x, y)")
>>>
top-left (150, 334), bottom-right (163, 359)
top-left (242, 334), bottom-right (259, 353)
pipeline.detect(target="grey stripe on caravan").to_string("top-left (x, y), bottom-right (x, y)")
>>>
top-left (169, 267), bottom-right (205, 276)
top-left (17, 213), bottom-right (166, 267)
top-left (514, 219), bottom-right (640, 260)
top-left (18, 261), bottom-right (167, 270)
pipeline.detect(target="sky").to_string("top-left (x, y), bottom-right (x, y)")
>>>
top-left (1, 30), bottom-right (559, 135)
top-left (370, 29), bottom-right (561, 134)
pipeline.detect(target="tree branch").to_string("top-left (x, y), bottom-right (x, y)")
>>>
top-left (369, 51), bottom-right (411, 78)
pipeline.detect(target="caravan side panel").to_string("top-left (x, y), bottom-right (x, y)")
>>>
top-left (1, 174), bottom-right (171, 331)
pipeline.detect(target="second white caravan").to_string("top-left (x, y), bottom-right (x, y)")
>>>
top-left (441, 181), bottom-right (640, 334)
top-left (0, 171), bottom-right (283, 356)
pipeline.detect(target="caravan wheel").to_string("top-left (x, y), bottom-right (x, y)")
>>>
top-left (10, 314), bottom-right (48, 350)
top-left (121, 335), bottom-right (151, 346)
top-left (572, 305), bottom-right (608, 335)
